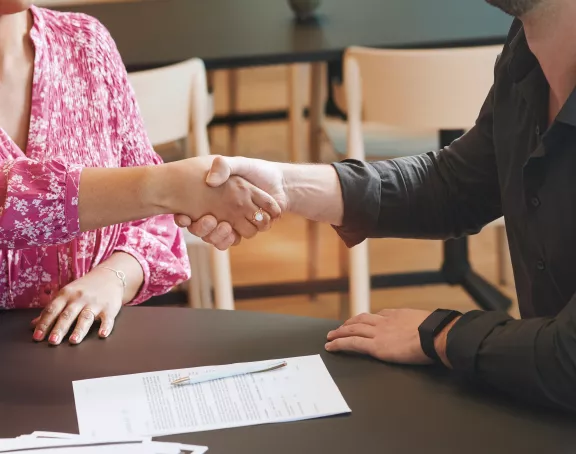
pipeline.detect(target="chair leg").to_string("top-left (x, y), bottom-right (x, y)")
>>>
top-left (349, 240), bottom-right (371, 316)
top-left (207, 70), bottom-right (216, 146)
top-left (211, 248), bottom-right (235, 310)
top-left (227, 69), bottom-right (239, 156)
top-left (338, 239), bottom-right (350, 320)
top-left (186, 241), bottom-right (206, 309)
top-left (288, 64), bottom-right (307, 163)
top-left (496, 224), bottom-right (508, 286)
top-left (198, 245), bottom-right (214, 309)
top-left (306, 62), bottom-right (325, 299)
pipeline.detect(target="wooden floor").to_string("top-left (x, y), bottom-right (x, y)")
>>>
top-left (187, 65), bottom-right (519, 320)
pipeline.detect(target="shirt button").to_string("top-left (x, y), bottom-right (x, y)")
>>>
top-left (531, 196), bottom-right (540, 207)
top-left (536, 260), bottom-right (546, 271)
top-left (535, 125), bottom-right (540, 136)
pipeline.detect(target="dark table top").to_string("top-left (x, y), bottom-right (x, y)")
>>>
top-left (51, 0), bottom-right (513, 70)
top-left (1, 307), bottom-right (575, 454)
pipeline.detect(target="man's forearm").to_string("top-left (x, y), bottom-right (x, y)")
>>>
top-left (280, 163), bottom-right (344, 225)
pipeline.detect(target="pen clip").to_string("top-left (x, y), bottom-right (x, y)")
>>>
top-left (251, 361), bottom-right (287, 374)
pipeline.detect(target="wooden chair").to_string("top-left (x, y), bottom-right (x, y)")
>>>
top-left (321, 45), bottom-right (506, 316)
top-left (128, 59), bottom-right (235, 310)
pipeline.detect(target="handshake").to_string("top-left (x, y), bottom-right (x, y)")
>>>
top-left (164, 155), bottom-right (291, 250)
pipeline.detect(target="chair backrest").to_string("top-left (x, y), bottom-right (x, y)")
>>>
top-left (344, 45), bottom-right (503, 132)
top-left (128, 58), bottom-right (210, 156)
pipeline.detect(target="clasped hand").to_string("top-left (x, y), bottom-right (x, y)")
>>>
top-left (172, 156), bottom-right (287, 249)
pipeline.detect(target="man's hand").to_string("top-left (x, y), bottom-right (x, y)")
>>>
top-left (160, 156), bottom-right (282, 244)
top-left (325, 309), bottom-right (440, 365)
top-left (175, 156), bottom-right (288, 249)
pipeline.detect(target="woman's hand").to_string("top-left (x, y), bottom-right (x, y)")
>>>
top-left (157, 157), bottom-right (282, 240)
top-left (32, 267), bottom-right (125, 345)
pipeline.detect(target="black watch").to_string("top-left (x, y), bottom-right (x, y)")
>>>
top-left (418, 309), bottom-right (462, 362)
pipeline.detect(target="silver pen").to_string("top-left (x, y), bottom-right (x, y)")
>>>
top-left (171, 360), bottom-right (288, 386)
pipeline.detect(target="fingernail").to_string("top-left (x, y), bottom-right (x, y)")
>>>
top-left (49, 334), bottom-right (59, 344)
top-left (70, 334), bottom-right (79, 343)
top-left (100, 329), bottom-right (108, 338)
top-left (33, 330), bottom-right (43, 341)
top-left (325, 342), bottom-right (332, 351)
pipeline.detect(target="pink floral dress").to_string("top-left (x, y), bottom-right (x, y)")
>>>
top-left (0, 6), bottom-right (190, 309)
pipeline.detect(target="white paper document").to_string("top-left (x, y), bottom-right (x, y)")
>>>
top-left (0, 433), bottom-right (207, 454)
top-left (73, 354), bottom-right (351, 437)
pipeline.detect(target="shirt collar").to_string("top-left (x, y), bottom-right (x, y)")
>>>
top-left (507, 20), bottom-right (576, 128)
top-left (507, 24), bottom-right (538, 83)
top-left (556, 87), bottom-right (576, 127)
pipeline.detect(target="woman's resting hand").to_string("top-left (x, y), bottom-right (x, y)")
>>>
top-left (31, 267), bottom-right (125, 345)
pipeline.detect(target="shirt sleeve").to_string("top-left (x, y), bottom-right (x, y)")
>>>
top-left (98, 22), bottom-right (190, 305)
top-left (446, 295), bottom-right (576, 413)
top-left (0, 156), bottom-right (83, 249)
top-left (331, 70), bottom-right (502, 248)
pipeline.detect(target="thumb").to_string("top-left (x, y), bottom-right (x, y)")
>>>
top-left (206, 155), bottom-right (232, 187)
top-left (206, 156), bottom-right (254, 187)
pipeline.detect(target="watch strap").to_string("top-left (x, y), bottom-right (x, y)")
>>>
top-left (418, 309), bottom-right (462, 362)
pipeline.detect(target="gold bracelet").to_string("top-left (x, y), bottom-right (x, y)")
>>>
top-left (100, 266), bottom-right (127, 289)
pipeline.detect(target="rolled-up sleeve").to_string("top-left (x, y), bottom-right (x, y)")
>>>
top-left (447, 297), bottom-right (576, 412)
top-left (0, 157), bottom-right (83, 249)
top-left (331, 78), bottom-right (502, 248)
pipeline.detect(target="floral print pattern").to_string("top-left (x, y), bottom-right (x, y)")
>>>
top-left (0, 6), bottom-right (190, 309)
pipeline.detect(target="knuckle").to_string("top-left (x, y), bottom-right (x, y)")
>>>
top-left (216, 223), bottom-right (232, 237)
top-left (60, 286), bottom-right (74, 297)
top-left (61, 308), bottom-right (76, 321)
top-left (80, 309), bottom-right (95, 321)
top-left (37, 323), bottom-right (49, 332)
top-left (231, 176), bottom-right (246, 189)
top-left (74, 289), bottom-right (85, 300)
top-left (264, 199), bottom-right (275, 210)
top-left (202, 218), bottom-right (217, 233)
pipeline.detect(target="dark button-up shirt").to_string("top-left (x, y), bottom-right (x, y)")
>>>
top-left (332, 20), bottom-right (576, 412)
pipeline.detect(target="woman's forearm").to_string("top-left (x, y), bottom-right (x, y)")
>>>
top-left (79, 165), bottom-right (163, 232)
top-left (78, 157), bottom-right (209, 232)
top-left (94, 252), bottom-right (144, 304)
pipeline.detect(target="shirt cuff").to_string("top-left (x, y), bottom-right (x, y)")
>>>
top-left (446, 310), bottom-right (513, 375)
top-left (65, 164), bottom-right (83, 238)
top-left (331, 160), bottom-right (381, 248)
